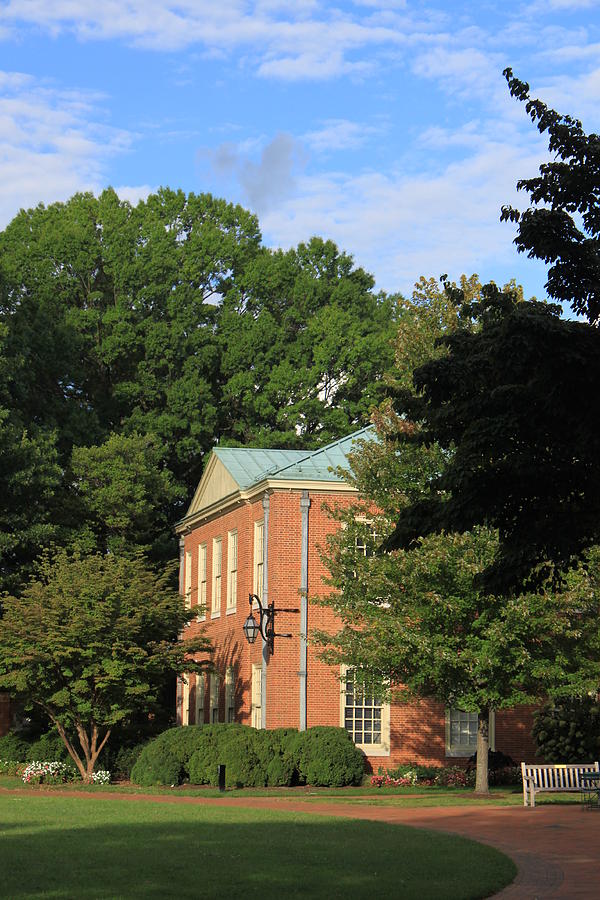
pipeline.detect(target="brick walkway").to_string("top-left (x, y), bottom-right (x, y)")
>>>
top-left (3, 788), bottom-right (599, 896)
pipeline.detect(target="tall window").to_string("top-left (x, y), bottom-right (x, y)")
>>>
top-left (253, 521), bottom-right (264, 601)
top-left (225, 666), bottom-right (235, 723)
top-left (341, 667), bottom-right (390, 755)
top-left (251, 664), bottom-right (262, 729)
top-left (212, 538), bottom-right (222, 617)
top-left (227, 531), bottom-right (237, 613)
top-left (197, 544), bottom-right (207, 621)
top-left (184, 551), bottom-right (192, 611)
top-left (210, 673), bottom-right (220, 724)
top-left (181, 674), bottom-right (190, 726)
top-left (195, 673), bottom-right (205, 725)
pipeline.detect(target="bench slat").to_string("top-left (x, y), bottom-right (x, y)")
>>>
top-left (521, 762), bottom-right (599, 807)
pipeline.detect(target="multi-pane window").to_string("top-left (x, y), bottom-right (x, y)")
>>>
top-left (212, 538), bottom-right (222, 617)
top-left (197, 544), bottom-right (207, 621)
top-left (355, 525), bottom-right (377, 558)
top-left (446, 709), bottom-right (494, 757)
top-left (225, 666), bottom-right (235, 723)
top-left (341, 667), bottom-right (390, 755)
top-left (343, 671), bottom-right (382, 745)
top-left (210, 673), bottom-right (220, 724)
top-left (227, 531), bottom-right (237, 612)
top-left (253, 521), bottom-right (264, 601)
top-left (184, 551), bottom-right (192, 611)
top-left (195, 673), bottom-right (205, 725)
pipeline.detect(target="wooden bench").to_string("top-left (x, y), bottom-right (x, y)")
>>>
top-left (521, 761), bottom-right (600, 807)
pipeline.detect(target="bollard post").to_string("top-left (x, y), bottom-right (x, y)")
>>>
top-left (218, 764), bottom-right (226, 792)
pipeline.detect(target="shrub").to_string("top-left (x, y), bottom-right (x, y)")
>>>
top-left (533, 698), bottom-right (600, 762)
top-left (112, 743), bottom-right (147, 780)
top-left (0, 760), bottom-right (25, 776)
top-left (0, 732), bottom-right (29, 762)
top-left (131, 726), bottom-right (203, 786)
top-left (290, 727), bottom-right (364, 787)
top-left (25, 730), bottom-right (69, 763)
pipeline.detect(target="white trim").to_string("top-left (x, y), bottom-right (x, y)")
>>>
top-left (175, 480), bottom-right (358, 533)
top-left (197, 543), bottom-right (207, 622)
top-left (340, 666), bottom-right (390, 756)
top-left (211, 537), bottom-right (222, 617)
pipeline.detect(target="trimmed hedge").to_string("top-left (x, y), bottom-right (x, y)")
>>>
top-left (131, 724), bottom-right (365, 788)
top-left (25, 731), bottom-right (69, 763)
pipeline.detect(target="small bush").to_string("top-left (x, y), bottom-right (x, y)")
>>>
top-left (0, 732), bottom-right (29, 762)
top-left (25, 731), bottom-right (69, 763)
top-left (290, 727), bottom-right (364, 787)
top-left (21, 760), bottom-right (77, 785)
top-left (112, 743), bottom-right (147, 780)
top-left (0, 759), bottom-right (25, 776)
top-left (533, 698), bottom-right (600, 762)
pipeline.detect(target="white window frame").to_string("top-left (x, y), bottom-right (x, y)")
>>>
top-left (184, 551), bottom-right (192, 613)
top-left (211, 538), bottom-right (222, 618)
top-left (226, 530), bottom-right (238, 614)
top-left (251, 663), bottom-right (262, 729)
top-left (181, 673), bottom-right (190, 727)
top-left (195, 673), bottom-right (205, 725)
top-left (340, 666), bottom-right (390, 756)
top-left (225, 666), bottom-right (235, 723)
top-left (445, 708), bottom-right (495, 758)
top-left (253, 521), bottom-right (264, 604)
top-left (210, 673), bottom-right (220, 724)
top-left (197, 544), bottom-right (207, 622)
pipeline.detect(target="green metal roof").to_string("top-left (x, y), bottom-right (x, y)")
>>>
top-left (213, 426), bottom-right (376, 490)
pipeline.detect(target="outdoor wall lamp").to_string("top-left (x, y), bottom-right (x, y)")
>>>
top-left (243, 593), bottom-right (299, 656)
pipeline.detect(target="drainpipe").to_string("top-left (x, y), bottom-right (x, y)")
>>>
top-left (261, 494), bottom-right (270, 730)
top-left (299, 490), bottom-right (310, 731)
top-left (177, 536), bottom-right (185, 724)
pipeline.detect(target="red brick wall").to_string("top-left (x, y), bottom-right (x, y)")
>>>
top-left (0, 693), bottom-right (10, 737)
top-left (181, 486), bottom-right (540, 768)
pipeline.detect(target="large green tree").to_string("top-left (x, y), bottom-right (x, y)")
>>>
top-left (318, 411), bottom-right (600, 793)
top-left (0, 550), bottom-right (211, 780)
top-left (0, 190), bottom-right (398, 593)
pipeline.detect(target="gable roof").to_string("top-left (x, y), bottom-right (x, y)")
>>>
top-left (178, 425), bottom-right (376, 528)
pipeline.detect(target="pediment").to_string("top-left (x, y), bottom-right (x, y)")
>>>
top-left (186, 453), bottom-right (240, 518)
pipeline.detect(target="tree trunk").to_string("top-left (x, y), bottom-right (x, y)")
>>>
top-left (475, 708), bottom-right (490, 794)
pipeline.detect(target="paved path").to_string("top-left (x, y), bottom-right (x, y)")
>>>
top-left (3, 788), bottom-right (600, 896)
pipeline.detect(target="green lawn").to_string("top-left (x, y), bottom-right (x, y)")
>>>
top-left (0, 792), bottom-right (516, 899)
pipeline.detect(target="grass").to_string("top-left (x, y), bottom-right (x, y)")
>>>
top-left (0, 774), bottom-right (580, 806)
top-left (0, 792), bottom-right (516, 899)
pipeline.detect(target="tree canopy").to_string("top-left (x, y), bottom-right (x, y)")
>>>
top-left (0, 550), bottom-right (210, 779)
top-left (0, 189), bottom-right (398, 593)
top-left (501, 69), bottom-right (600, 324)
top-left (318, 284), bottom-right (600, 791)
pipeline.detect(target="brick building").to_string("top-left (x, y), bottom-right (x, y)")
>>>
top-left (175, 427), bottom-right (537, 770)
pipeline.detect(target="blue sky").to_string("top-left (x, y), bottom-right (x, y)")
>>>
top-left (0, 1), bottom-right (598, 299)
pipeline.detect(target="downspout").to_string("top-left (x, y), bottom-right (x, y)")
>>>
top-left (261, 495), bottom-right (270, 730)
top-left (299, 490), bottom-right (310, 731)
top-left (176, 536), bottom-right (185, 725)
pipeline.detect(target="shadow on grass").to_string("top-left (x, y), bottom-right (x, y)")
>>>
top-left (0, 795), bottom-right (516, 899)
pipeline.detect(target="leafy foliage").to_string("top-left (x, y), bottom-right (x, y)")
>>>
top-left (501, 69), bottom-right (600, 324)
top-left (131, 724), bottom-right (364, 788)
top-left (0, 550), bottom-right (211, 780)
top-left (532, 698), bottom-right (600, 762)
top-left (385, 284), bottom-right (600, 595)
top-left (0, 190), bottom-right (398, 593)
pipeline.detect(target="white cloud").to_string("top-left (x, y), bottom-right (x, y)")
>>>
top-left (0, 70), bottom-right (140, 227)
top-left (256, 134), bottom-right (549, 294)
top-left (303, 118), bottom-right (384, 152)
